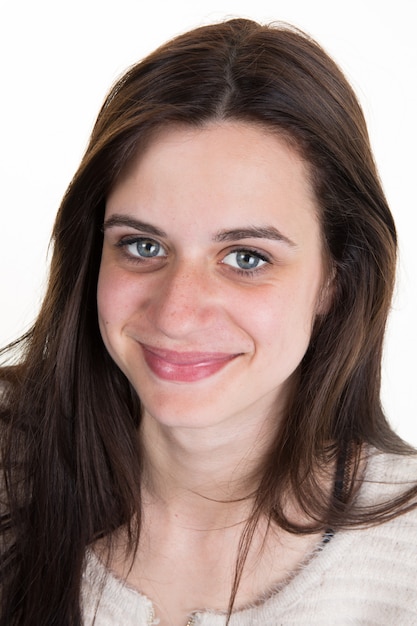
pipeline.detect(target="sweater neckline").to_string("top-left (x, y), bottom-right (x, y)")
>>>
top-left (86, 521), bottom-right (358, 624)
top-left (85, 449), bottom-right (409, 625)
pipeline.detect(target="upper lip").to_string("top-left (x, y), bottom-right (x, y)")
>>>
top-left (140, 344), bottom-right (240, 365)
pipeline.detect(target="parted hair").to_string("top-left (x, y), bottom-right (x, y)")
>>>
top-left (1, 18), bottom-right (415, 625)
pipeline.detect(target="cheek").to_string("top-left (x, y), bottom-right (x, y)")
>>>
top-left (96, 267), bottom-right (136, 354)
top-left (251, 275), bottom-right (322, 355)
top-left (97, 268), bottom-right (118, 328)
top-left (96, 267), bottom-right (141, 373)
top-left (97, 265), bottom-right (143, 326)
top-left (96, 270), bottom-right (117, 356)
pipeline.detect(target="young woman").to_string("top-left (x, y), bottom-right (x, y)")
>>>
top-left (1, 18), bottom-right (417, 626)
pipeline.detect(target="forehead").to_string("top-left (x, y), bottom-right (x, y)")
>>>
top-left (104, 122), bottom-right (328, 273)
top-left (108, 121), bottom-right (317, 207)
top-left (105, 121), bottom-right (324, 253)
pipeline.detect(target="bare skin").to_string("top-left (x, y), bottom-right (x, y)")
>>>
top-left (96, 122), bottom-right (333, 625)
top-left (99, 420), bottom-right (323, 626)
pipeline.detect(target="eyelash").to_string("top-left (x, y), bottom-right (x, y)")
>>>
top-left (115, 236), bottom-right (272, 276)
top-left (115, 236), bottom-right (167, 262)
top-left (222, 247), bottom-right (271, 278)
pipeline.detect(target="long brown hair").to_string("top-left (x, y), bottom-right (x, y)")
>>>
top-left (1, 18), bottom-right (415, 625)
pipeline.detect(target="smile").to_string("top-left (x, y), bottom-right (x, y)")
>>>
top-left (140, 344), bottom-right (239, 383)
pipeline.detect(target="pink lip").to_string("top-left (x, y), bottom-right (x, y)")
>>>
top-left (141, 344), bottom-right (239, 382)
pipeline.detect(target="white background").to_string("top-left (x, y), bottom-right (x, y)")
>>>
top-left (1, 0), bottom-right (416, 444)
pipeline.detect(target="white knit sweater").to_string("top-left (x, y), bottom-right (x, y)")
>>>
top-left (82, 450), bottom-right (417, 625)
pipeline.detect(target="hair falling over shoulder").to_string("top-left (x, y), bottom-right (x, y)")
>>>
top-left (1, 18), bottom-right (416, 625)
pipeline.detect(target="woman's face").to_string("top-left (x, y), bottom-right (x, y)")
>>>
top-left (98, 122), bottom-right (329, 431)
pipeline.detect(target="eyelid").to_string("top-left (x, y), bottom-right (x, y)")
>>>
top-left (115, 234), bottom-right (163, 246)
top-left (221, 247), bottom-right (272, 273)
top-left (223, 246), bottom-right (271, 262)
top-left (110, 233), bottom-right (274, 275)
top-left (116, 234), bottom-right (168, 259)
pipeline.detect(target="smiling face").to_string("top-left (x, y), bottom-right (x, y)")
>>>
top-left (97, 122), bottom-right (329, 432)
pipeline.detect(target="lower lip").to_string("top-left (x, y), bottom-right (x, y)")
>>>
top-left (141, 346), bottom-right (238, 383)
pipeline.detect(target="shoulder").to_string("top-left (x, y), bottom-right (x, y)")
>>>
top-left (81, 551), bottom-right (155, 626)
top-left (358, 447), bottom-right (417, 506)
top-left (367, 446), bottom-right (417, 478)
top-left (350, 449), bottom-right (417, 564)
top-left (227, 451), bottom-right (417, 626)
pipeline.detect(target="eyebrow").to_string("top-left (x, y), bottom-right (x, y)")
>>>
top-left (213, 226), bottom-right (296, 247)
top-left (103, 214), bottom-right (296, 247)
top-left (102, 215), bottom-right (166, 238)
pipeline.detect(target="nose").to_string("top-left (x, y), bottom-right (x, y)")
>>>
top-left (145, 260), bottom-right (220, 340)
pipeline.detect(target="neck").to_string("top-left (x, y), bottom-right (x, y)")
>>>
top-left (139, 408), bottom-right (279, 527)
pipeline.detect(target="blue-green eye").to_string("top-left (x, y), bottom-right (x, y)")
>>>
top-left (222, 249), bottom-right (268, 271)
top-left (125, 237), bottom-right (166, 258)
